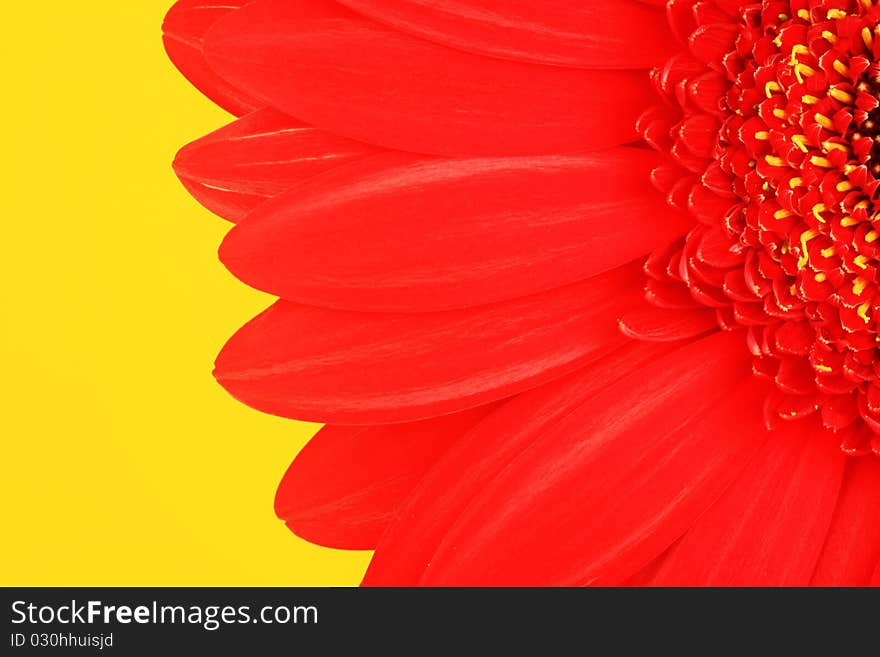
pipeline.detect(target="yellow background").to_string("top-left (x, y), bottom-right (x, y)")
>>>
top-left (0, 2), bottom-right (369, 585)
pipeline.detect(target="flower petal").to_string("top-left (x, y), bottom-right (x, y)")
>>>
top-left (618, 306), bottom-right (718, 341)
top-left (173, 108), bottom-right (382, 222)
top-left (650, 422), bottom-right (846, 586)
top-left (363, 339), bottom-right (678, 585)
top-left (214, 262), bottom-right (643, 425)
top-left (203, 0), bottom-right (655, 155)
top-left (162, 0), bottom-right (262, 115)
top-left (365, 331), bottom-right (766, 585)
top-left (275, 404), bottom-right (497, 550)
top-left (220, 148), bottom-right (693, 311)
top-left (811, 458), bottom-right (880, 586)
top-left (334, 0), bottom-right (676, 69)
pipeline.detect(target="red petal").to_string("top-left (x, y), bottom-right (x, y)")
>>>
top-left (363, 339), bottom-right (678, 585)
top-left (275, 404), bottom-right (497, 550)
top-left (811, 458), bottom-right (880, 586)
top-left (220, 148), bottom-right (693, 311)
top-left (162, 0), bottom-right (262, 115)
top-left (334, 0), bottom-right (676, 69)
top-left (618, 305), bottom-right (718, 341)
top-left (203, 0), bottom-right (655, 155)
top-left (173, 108), bottom-right (382, 222)
top-left (651, 422), bottom-right (845, 586)
top-left (366, 332), bottom-right (766, 585)
top-left (214, 262), bottom-right (643, 424)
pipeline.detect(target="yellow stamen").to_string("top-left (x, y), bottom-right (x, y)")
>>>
top-left (823, 141), bottom-right (847, 153)
top-left (827, 8), bottom-right (847, 19)
top-left (821, 247), bottom-right (836, 258)
top-left (841, 216), bottom-right (859, 227)
top-left (774, 209), bottom-right (793, 220)
top-left (755, 130), bottom-right (770, 141)
top-left (797, 8), bottom-right (809, 20)
top-left (833, 60), bottom-right (849, 76)
top-left (765, 154), bottom-right (786, 167)
top-left (814, 113), bottom-right (834, 130)
top-left (854, 255), bottom-right (870, 269)
top-left (798, 230), bottom-right (818, 268)
top-left (866, 230), bottom-right (878, 243)
top-left (801, 94), bottom-right (820, 104)
top-left (791, 134), bottom-right (810, 152)
top-left (810, 155), bottom-right (833, 167)
top-left (812, 203), bottom-right (827, 223)
top-left (863, 26), bottom-right (874, 49)
top-left (773, 108), bottom-right (787, 120)
top-left (829, 87), bottom-right (854, 104)
top-left (815, 364), bottom-right (833, 373)
top-left (765, 81), bottom-right (782, 97)
top-left (836, 180), bottom-right (854, 192)
top-left (858, 301), bottom-right (871, 323)
top-left (789, 176), bottom-right (804, 188)
top-left (815, 273), bottom-right (828, 283)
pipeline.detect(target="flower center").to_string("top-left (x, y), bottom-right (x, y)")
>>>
top-left (641, 1), bottom-right (880, 455)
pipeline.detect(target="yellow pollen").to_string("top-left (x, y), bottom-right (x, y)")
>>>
top-left (836, 180), bottom-right (854, 192)
top-left (864, 26), bottom-right (874, 49)
top-left (814, 113), bottom-right (834, 130)
top-left (789, 176), bottom-right (804, 188)
top-left (855, 255), bottom-right (870, 269)
top-left (856, 200), bottom-right (870, 210)
top-left (867, 230), bottom-right (879, 243)
top-left (765, 81), bottom-right (782, 97)
top-left (791, 134), bottom-right (810, 151)
top-left (821, 30), bottom-right (837, 45)
top-left (821, 247), bottom-right (836, 258)
top-left (802, 94), bottom-right (820, 105)
top-left (823, 141), bottom-right (847, 153)
top-left (858, 301), bottom-right (871, 323)
top-left (810, 155), bottom-right (833, 167)
top-left (765, 154), bottom-right (786, 167)
top-left (833, 60), bottom-right (849, 76)
top-left (755, 130), bottom-right (770, 140)
top-left (815, 273), bottom-right (828, 283)
top-left (854, 277), bottom-right (869, 295)
top-left (829, 87), bottom-right (854, 104)
top-left (797, 8), bottom-right (809, 19)
top-left (841, 216), bottom-right (859, 227)
top-left (827, 9), bottom-right (847, 19)
top-left (812, 203), bottom-right (827, 223)
top-left (774, 208), bottom-right (793, 220)
top-left (815, 364), bottom-right (833, 373)
top-left (773, 108), bottom-right (787, 120)
top-left (844, 164), bottom-right (858, 175)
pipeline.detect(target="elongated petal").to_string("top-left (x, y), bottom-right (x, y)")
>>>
top-left (162, 0), bottom-right (262, 115)
top-left (275, 404), bottom-right (497, 550)
top-left (364, 332), bottom-right (764, 585)
top-left (362, 340), bottom-right (677, 585)
top-left (650, 423), bottom-right (845, 586)
top-left (173, 108), bottom-right (382, 222)
top-left (214, 262), bottom-right (643, 425)
top-left (220, 148), bottom-right (692, 311)
top-left (334, 0), bottom-right (676, 69)
top-left (811, 458), bottom-right (880, 586)
top-left (618, 306), bottom-right (718, 341)
top-left (203, 0), bottom-right (655, 155)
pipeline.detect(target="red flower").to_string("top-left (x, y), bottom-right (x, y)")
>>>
top-left (164, 0), bottom-right (880, 586)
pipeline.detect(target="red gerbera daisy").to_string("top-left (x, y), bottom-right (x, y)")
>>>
top-left (164, 0), bottom-right (880, 586)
